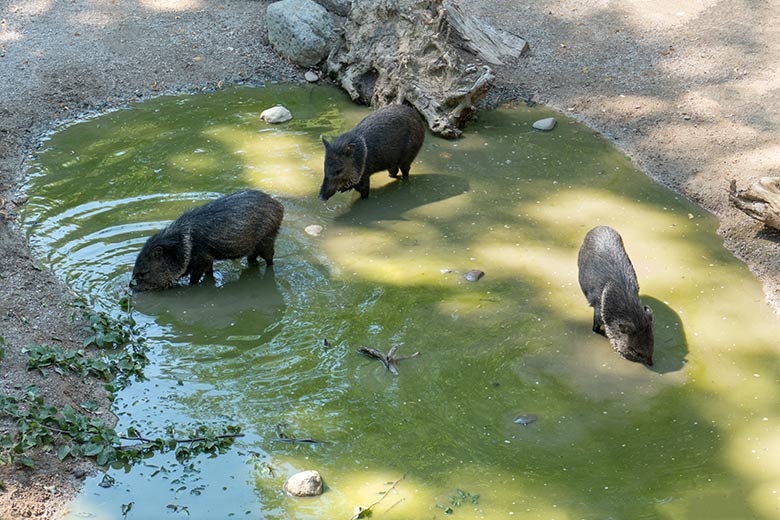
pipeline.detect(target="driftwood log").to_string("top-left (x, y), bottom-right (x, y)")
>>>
top-left (729, 178), bottom-right (780, 230)
top-left (325, 0), bottom-right (528, 138)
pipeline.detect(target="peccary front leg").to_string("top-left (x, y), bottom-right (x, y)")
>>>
top-left (388, 166), bottom-right (399, 178)
top-left (188, 257), bottom-right (214, 285)
top-left (592, 307), bottom-right (606, 336)
top-left (357, 175), bottom-right (371, 199)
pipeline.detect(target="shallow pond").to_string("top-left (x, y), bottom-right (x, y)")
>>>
top-left (23, 85), bottom-right (780, 519)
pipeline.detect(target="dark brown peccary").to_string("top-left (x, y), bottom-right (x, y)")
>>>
top-left (130, 190), bottom-right (284, 292)
top-left (319, 104), bottom-right (425, 201)
top-left (577, 226), bottom-right (654, 366)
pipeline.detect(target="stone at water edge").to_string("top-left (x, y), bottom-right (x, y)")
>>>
top-left (532, 117), bottom-right (557, 131)
top-left (305, 70), bottom-right (319, 82)
top-left (260, 106), bottom-right (293, 124)
top-left (284, 470), bottom-right (324, 497)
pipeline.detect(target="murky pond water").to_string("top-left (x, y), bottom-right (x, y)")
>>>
top-left (23, 85), bottom-right (780, 519)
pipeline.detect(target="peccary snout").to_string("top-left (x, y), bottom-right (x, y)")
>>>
top-left (577, 226), bottom-right (654, 366)
top-left (131, 189), bottom-right (284, 292)
top-left (319, 104), bottom-right (425, 201)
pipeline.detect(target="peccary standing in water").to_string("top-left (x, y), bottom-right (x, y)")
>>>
top-left (131, 190), bottom-right (283, 292)
top-left (577, 226), bottom-right (654, 366)
top-left (319, 104), bottom-right (425, 200)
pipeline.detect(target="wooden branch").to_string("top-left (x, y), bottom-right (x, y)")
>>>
top-left (357, 345), bottom-right (420, 375)
top-left (729, 178), bottom-right (780, 229)
top-left (442, 0), bottom-right (529, 65)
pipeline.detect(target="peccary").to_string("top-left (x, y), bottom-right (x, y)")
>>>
top-left (577, 226), bottom-right (654, 366)
top-left (319, 104), bottom-right (425, 200)
top-left (130, 190), bottom-right (283, 291)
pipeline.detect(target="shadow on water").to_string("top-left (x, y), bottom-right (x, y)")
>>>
top-left (643, 295), bottom-right (689, 374)
top-left (333, 173), bottom-right (470, 223)
top-left (133, 265), bottom-right (285, 335)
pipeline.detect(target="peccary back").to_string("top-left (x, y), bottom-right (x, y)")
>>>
top-left (577, 226), bottom-right (654, 365)
top-left (319, 104), bottom-right (425, 200)
top-left (131, 190), bottom-right (284, 291)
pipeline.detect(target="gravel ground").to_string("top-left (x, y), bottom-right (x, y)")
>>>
top-left (1, 0), bottom-right (778, 517)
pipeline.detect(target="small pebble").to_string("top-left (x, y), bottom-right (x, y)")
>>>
top-left (514, 413), bottom-right (538, 426)
top-left (305, 224), bottom-right (323, 236)
top-left (464, 269), bottom-right (484, 282)
top-left (532, 117), bottom-right (556, 131)
top-left (305, 71), bottom-right (319, 82)
top-left (260, 105), bottom-right (292, 124)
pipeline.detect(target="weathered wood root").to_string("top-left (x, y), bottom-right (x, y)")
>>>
top-left (729, 178), bottom-right (780, 230)
top-left (325, 0), bottom-right (527, 138)
top-left (358, 345), bottom-right (420, 375)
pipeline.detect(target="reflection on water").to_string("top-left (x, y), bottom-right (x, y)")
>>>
top-left (22, 84), bottom-right (780, 520)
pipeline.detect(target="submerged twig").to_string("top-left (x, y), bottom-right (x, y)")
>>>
top-left (357, 345), bottom-right (420, 375)
top-left (349, 473), bottom-right (407, 520)
top-left (270, 437), bottom-right (328, 445)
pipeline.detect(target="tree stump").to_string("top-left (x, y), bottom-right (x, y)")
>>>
top-left (324, 0), bottom-right (528, 138)
top-left (729, 178), bottom-right (780, 230)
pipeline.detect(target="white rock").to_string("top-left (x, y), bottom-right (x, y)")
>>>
top-left (284, 470), bottom-right (323, 497)
top-left (532, 117), bottom-right (557, 131)
top-left (305, 224), bottom-right (323, 236)
top-left (305, 70), bottom-right (319, 82)
top-left (260, 106), bottom-right (293, 124)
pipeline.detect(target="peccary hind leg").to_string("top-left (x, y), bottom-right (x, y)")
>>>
top-left (250, 236), bottom-right (277, 266)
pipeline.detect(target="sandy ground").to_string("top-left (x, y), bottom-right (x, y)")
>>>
top-left (1, 0), bottom-right (778, 517)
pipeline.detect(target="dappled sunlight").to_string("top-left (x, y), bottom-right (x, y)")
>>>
top-left (322, 222), bottom-right (452, 286)
top-left (207, 125), bottom-right (321, 197)
top-left (9, 0), bottom-right (51, 16)
top-left (138, 0), bottom-right (202, 12)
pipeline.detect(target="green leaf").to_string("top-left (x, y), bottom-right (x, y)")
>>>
top-left (18, 455), bottom-right (35, 468)
top-left (57, 445), bottom-right (71, 461)
top-left (83, 443), bottom-right (103, 457)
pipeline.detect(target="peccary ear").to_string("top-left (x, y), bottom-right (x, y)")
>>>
top-left (644, 305), bottom-right (654, 321)
top-left (321, 136), bottom-right (330, 149)
top-left (343, 143), bottom-right (356, 156)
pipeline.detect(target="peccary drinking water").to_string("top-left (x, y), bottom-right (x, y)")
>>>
top-left (319, 104), bottom-right (425, 200)
top-left (131, 190), bottom-right (283, 291)
top-left (577, 226), bottom-right (654, 366)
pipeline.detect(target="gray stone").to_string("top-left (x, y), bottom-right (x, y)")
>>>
top-left (532, 117), bottom-right (557, 131)
top-left (260, 105), bottom-right (293, 124)
top-left (464, 269), bottom-right (484, 282)
top-left (266, 0), bottom-right (337, 67)
top-left (313, 0), bottom-right (351, 17)
top-left (304, 70), bottom-right (319, 82)
top-left (284, 470), bottom-right (323, 497)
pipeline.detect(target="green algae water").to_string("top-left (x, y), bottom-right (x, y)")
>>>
top-left (23, 84), bottom-right (780, 519)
